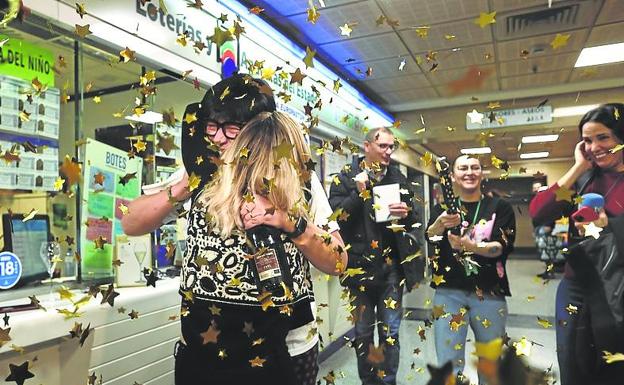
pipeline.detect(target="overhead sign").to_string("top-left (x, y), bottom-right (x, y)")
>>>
top-left (0, 35), bottom-right (55, 86)
top-left (466, 106), bottom-right (553, 130)
top-left (0, 252), bottom-right (22, 289)
top-left (82, 0), bottom-right (220, 74)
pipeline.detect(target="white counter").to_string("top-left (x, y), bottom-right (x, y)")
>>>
top-left (0, 278), bottom-right (181, 385)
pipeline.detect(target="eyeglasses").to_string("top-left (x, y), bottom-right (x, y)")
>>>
top-left (205, 120), bottom-right (244, 139)
top-left (374, 142), bottom-right (396, 153)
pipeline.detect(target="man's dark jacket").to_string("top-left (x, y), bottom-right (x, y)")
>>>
top-left (328, 158), bottom-right (424, 291)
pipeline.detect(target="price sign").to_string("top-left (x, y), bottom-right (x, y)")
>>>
top-left (0, 252), bottom-right (22, 289)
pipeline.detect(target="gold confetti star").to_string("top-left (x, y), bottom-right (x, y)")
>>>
top-left (384, 297), bottom-right (397, 310)
top-left (303, 46), bottom-right (316, 68)
top-left (339, 23), bottom-right (353, 37)
top-left (554, 186), bottom-right (574, 202)
top-left (474, 11), bottom-right (496, 28)
top-left (75, 24), bottom-right (92, 39)
top-left (432, 274), bottom-right (446, 286)
top-left (550, 33), bottom-right (570, 50)
top-left (249, 356), bottom-right (266, 367)
top-left (583, 222), bottom-right (603, 239)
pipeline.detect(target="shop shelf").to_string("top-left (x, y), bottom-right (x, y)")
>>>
top-left (0, 96), bottom-right (19, 111)
top-left (17, 116), bottom-right (37, 134)
top-left (13, 156), bottom-right (35, 170)
top-left (0, 113), bottom-right (19, 131)
top-left (37, 89), bottom-right (61, 105)
top-left (34, 103), bottom-right (60, 120)
top-left (38, 174), bottom-right (58, 191)
top-left (16, 172), bottom-right (34, 189)
top-left (35, 119), bottom-right (59, 139)
top-left (0, 171), bottom-right (17, 188)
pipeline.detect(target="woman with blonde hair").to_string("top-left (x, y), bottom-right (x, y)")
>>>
top-left (176, 111), bottom-right (347, 385)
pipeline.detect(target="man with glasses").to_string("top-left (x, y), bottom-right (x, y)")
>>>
top-left (328, 127), bottom-right (423, 385)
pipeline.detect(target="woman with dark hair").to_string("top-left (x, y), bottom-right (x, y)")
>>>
top-left (427, 154), bottom-right (516, 384)
top-left (529, 103), bottom-right (624, 385)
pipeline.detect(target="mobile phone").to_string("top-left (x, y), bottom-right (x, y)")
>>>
top-left (571, 206), bottom-right (599, 222)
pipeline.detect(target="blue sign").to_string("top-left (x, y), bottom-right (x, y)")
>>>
top-left (0, 251), bottom-right (22, 289)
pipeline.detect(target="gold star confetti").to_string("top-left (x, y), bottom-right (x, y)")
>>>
top-left (303, 46), bottom-right (316, 68)
top-left (187, 172), bottom-right (201, 192)
top-left (133, 138), bottom-right (147, 153)
top-left (536, 316), bottom-right (552, 328)
top-left (554, 186), bottom-right (574, 202)
top-left (603, 351), bottom-right (624, 364)
top-left (339, 23), bottom-right (354, 37)
top-left (119, 47), bottom-right (136, 63)
top-left (432, 274), bottom-right (446, 286)
top-left (474, 11), bottom-right (496, 28)
top-left (513, 337), bottom-right (532, 356)
top-left (414, 25), bottom-right (430, 38)
top-left (184, 112), bottom-right (198, 124)
top-left (550, 33), bottom-right (570, 50)
top-left (75, 24), bottom-right (92, 39)
top-left (583, 222), bottom-right (603, 239)
top-left (384, 297), bottom-right (397, 310)
top-left (307, 5), bottom-right (320, 24)
top-left (249, 356), bottom-right (266, 367)
top-left (200, 323), bottom-right (220, 345)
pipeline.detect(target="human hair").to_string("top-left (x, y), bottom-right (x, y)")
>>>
top-left (198, 73), bottom-right (276, 123)
top-left (364, 127), bottom-right (394, 143)
top-left (578, 103), bottom-right (624, 143)
top-left (451, 154), bottom-right (483, 170)
top-left (181, 74), bottom-right (277, 185)
top-left (202, 111), bottom-right (311, 236)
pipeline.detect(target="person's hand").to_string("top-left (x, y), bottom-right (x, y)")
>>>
top-left (436, 211), bottom-right (461, 229)
top-left (574, 209), bottom-right (608, 236)
top-left (170, 172), bottom-right (192, 202)
top-left (389, 202), bottom-right (409, 219)
top-left (573, 141), bottom-right (594, 172)
top-left (447, 232), bottom-right (476, 252)
top-left (353, 172), bottom-right (368, 193)
top-left (240, 194), bottom-right (292, 232)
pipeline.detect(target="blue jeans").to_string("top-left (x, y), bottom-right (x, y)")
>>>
top-left (433, 288), bottom-right (507, 381)
top-left (352, 272), bottom-right (403, 385)
top-left (556, 277), bottom-right (584, 385)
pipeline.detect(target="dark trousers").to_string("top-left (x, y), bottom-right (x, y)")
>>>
top-left (352, 271), bottom-right (403, 385)
top-left (556, 277), bottom-right (584, 385)
top-left (174, 340), bottom-right (295, 385)
top-left (291, 343), bottom-right (319, 385)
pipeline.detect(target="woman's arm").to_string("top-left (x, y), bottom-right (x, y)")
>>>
top-left (121, 174), bottom-right (191, 236)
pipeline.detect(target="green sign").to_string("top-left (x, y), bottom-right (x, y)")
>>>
top-left (81, 139), bottom-right (143, 280)
top-left (0, 35), bottom-right (55, 86)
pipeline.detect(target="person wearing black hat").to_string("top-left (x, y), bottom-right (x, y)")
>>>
top-left (122, 74), bottom-right (346, 385)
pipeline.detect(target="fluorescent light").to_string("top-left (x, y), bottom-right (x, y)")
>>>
top-left (460, 147), bottom-right (491, 155)
top-left (125, 111), bottom-right (163, 124)
top-left (552, 104), bottom-right (599, 118)
top-left (575, 42), bottom-right (624, 67)
top-left (521, 134), bottom-right (559, 143)
top-left (520, 151), bottom-right (549, 159)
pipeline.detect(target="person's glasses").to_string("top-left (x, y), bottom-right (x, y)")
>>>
top-left (205, 120), bottom-right (244, 139)
top-left (375, 142), bottom-right (396, 153)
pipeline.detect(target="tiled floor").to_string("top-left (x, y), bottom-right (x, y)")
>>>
top-left (317, 259), bottom-right (561, 384)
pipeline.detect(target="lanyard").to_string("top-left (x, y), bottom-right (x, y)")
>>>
top-left (457, 197), bottom-right (481, 228)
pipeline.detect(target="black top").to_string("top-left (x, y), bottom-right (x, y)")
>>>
top-left (178, 197), bottom-right (313, 383)
top-left (427, 196), bottom-right (516, 296)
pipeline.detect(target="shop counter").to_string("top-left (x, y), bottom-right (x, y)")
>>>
top-left (0, 278), bottom-right (181, 385)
